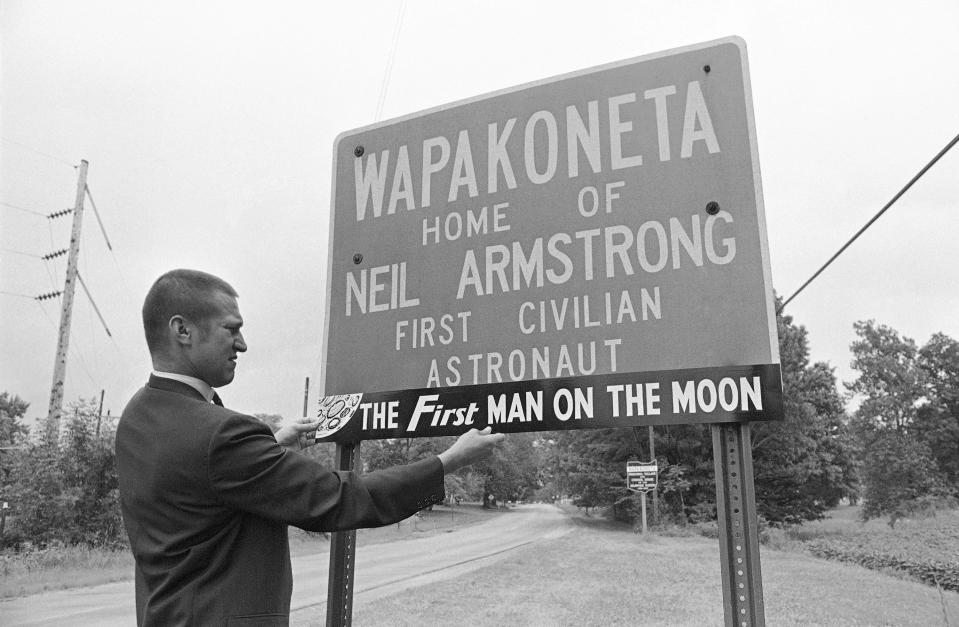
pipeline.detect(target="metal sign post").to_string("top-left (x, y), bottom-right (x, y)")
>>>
top-left (326, 442), bottom-right (359, 627)
top-left (319, 36), bottom-right (781, 626)
top-left (713, 423), bottom-right (764, 626)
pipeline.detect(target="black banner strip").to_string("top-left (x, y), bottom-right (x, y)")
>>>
top-left (313, 363), bottom-right (783, 443)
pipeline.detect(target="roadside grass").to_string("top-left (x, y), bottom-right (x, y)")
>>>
top-left (352, 511), bottom-right (959, 626)
top-left (0, 503), bottom-right (500, 599)
top-left (0, 544), bottom-right (133, 600)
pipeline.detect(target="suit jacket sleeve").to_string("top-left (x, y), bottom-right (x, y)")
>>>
top-left (207, 413), bottom-right (445, 532)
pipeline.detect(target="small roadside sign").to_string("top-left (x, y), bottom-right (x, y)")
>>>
top-left (626, 460), bottom-right (658, 492)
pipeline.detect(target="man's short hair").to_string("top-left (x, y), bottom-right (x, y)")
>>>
top-left (142, 269), bottom-right (238, 354)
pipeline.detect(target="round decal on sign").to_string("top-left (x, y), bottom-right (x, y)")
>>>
top-left (315, 394), bottom-right (362, 438)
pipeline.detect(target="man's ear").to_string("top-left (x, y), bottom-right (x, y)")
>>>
top-left (169, 315), bottom-right (192, 346)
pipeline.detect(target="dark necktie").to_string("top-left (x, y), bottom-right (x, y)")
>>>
top-left (212, 391), bottom-right (223, 407)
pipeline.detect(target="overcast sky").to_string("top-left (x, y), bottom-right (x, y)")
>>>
top-left (2, 1), bottom-right (957, 424)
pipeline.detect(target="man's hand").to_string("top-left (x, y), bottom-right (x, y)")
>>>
top-left (437, 427), bottom-right (505, 473)
top-left (274, 416), bottom-right (321, 449)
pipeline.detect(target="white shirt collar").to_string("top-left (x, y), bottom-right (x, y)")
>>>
top-left (152, 370), bottom-right (215, 403)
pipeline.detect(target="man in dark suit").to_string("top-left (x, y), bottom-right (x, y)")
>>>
top-left (116, 269), bottom-right (503, 626)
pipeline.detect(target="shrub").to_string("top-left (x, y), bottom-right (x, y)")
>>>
top-left (805, 509), bottom-right (959, 592)
top-left (4, 399), bottom-right (123, 549)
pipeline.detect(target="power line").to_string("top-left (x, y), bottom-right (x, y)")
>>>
top-left (1, 248), bottom-right (41, 259)
top-left (46, 221), bottom-right (61, 286)
top-left (34, 299), bottom-right (98, 388)
top-left (778, 132), bottom-right (959, 313)
top-left (41, 258), bottom-right (59, 293)
top-left (374, 0), bottom-right (407, 122)
top-left (0, 289), bottom-right (35, 299)
top-left (0, 136), bottom-right (76, 168)
top-left (0, 200), bottom-right (46, 218)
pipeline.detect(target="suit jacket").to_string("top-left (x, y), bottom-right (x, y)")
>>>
top-left (116, 375), bottom-right (445, 626)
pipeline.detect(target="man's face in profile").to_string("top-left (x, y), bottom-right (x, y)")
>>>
top-left (188, 291), bottom-right (247, 388)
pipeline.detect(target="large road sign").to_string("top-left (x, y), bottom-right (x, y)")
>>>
top-left (319, 36), bottom-right (781, 442)
top-left (320, 36), bottom-right (777, 627)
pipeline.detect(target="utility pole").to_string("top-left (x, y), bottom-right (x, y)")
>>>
top-left (46, 160), bottom-right (89, 437)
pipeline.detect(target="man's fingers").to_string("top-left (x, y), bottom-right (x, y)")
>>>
top-left (294, 418), bottom-right (321, 431)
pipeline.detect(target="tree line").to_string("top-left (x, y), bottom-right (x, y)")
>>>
top-left (1, 306), bottom-right (956, 549)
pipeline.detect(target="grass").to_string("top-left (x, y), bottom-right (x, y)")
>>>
top-left (0, 503), bottom-right (500, 599)
top-left (0, 544), bottom-right (133, 600)
top-left (351, 509), bottom-right (959, 626)
top-left (5, 503), bottom-right (959, 624)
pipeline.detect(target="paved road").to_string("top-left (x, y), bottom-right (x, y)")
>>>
top-left (1, 504), bottom-right (572, 626)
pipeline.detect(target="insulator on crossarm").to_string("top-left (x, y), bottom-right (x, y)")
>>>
top-left (47, 208), bottom-right (73, 220)
top-left (42, 248), bottom-right (69, 261)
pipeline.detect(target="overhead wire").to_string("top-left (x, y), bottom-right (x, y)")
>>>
top-left (0, 289), bottom-right (35, 299)
top-left (777, 132), bottom-right (959, 313)
top-left (0, 200), bottom-right (47, 218)
top-left (1, 248), bottom-right (41, 259)
top-left (1, 136), bottom-right (76, 169)
top-left (311, 4), bottom-right (411, 401)
top-left (374, 1), bottom-right (408, 122)
top-left (45, 220), bottom-right (63, 291)
top-left (34, 298), bottom-right (98, 389)
top-left (2, 151), bottom-right (108, 398)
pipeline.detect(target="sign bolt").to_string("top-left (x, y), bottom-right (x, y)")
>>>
top-left (706, 201), bottom-right (720, 215)
top-left (353, 253), bottom-right (363, 265)
top-left (703, 64), bottom-right (711, 74)
top-left (354, 146), bottom-right (365, 157)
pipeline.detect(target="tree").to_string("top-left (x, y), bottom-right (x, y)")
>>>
top-left (471, 433), bottom-right (542, 506)
top-left (363, 437), bottom-right (450, 472)
top-left (859, 430), bottom-right (946, 527)
top-left (0, 393), bottom-right (29, 488)
top-left (658, 464), bottom-right (692, 523)
top-left (543, 429), bottom-right (643, 520)
top-left (914, 332), bottom-right (959, 484)
top-left (847, 320), bottom-right (952, 525)
top-left (443, 470), bottom-right (484, 504)
top-left (848, 320), bottom-right (924, 431)
top-left (750, 304), bottom-right (857, 523)
top-left (539, 301), bottom-right (858, 526)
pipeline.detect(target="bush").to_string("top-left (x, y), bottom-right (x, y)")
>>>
top-left (692, 521), bottom-right (719, 539)
top-left (805, 509), bottom-right (959, 592)
top-left (860, 431), bottom-right (950, 527)
top-left (4, 399), bottom-right (123, 549)
top-left (807, 542), bottom-right (959, 591)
